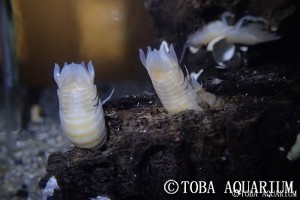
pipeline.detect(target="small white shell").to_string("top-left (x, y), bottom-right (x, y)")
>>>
top-left (54, 61), bottom-right (107, 149)
top-left (42, 176), bottom-right (59, 200)
top-left (287, 133), bottom-right (300, 161)
top-left (207, 37), bottom-right (236, 67)
top-left (140, 41), bottom-right (202, 114)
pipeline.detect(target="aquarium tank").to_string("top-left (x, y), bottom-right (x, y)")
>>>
top-left (0, 0), bottom-right (300, 199)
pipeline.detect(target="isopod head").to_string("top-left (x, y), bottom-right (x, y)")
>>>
top-left (54, 61), bottom-right (95, 90)
top-left (139, 41), bottom-right (179, 80)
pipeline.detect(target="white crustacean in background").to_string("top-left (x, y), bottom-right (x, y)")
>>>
top-left (54, 61), bottom-right (110, 149)
top-left (139, 41), bottom-right (222, 114)
top-left (180, 12), bottom-right (281, 67)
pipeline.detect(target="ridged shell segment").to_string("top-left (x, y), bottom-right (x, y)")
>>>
top-left (57, 84), bottom-right (106, 149)
top-left (151, 67), bottom-right (201, 114)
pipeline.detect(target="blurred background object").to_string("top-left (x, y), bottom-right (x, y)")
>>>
top-left (4, 0), bottom-right (155, 86)
top-left (0, 0), bottom-right (19, 89)
top-left (0, 0), bottom-right (22, 146)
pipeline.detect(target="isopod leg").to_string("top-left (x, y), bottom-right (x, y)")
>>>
top-left (53, 64), bottom-right (60, 85)
top-left (221, 12), bottom-right (234, 26)
top-left (102, 88), bottom-right (115, 105)
top-left (139, 49), bottom-right (146, 67)
top-left (179, 44), bottom-right (188, 64)
top-left (234, 15), bottom-right (268, 30)
top-left (87, 61), bottom-right (95, 81)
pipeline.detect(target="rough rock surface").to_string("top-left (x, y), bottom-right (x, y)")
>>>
top-left (40, 63), bottom-right (300, 200)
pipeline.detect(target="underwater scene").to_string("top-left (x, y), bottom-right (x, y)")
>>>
top-left (0, 0), bottom-right (300, 199)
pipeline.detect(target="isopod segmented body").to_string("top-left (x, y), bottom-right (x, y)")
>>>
top-left (139, 41), bottom-right (203, 114)
top-left (54, 61), bottom-right (107, 149)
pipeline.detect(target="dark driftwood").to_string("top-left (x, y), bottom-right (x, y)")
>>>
top-left (40, 64), bottom-right (300, 200)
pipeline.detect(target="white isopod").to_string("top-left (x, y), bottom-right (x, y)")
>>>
top-left (54, 61), bottom-right (107, 149)
top-left (186, 12), bottom-right (280, 52)
top-left (180, 12), bottom-right (280, 63)
top-left (139, 41), bottom-right (218, 114)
